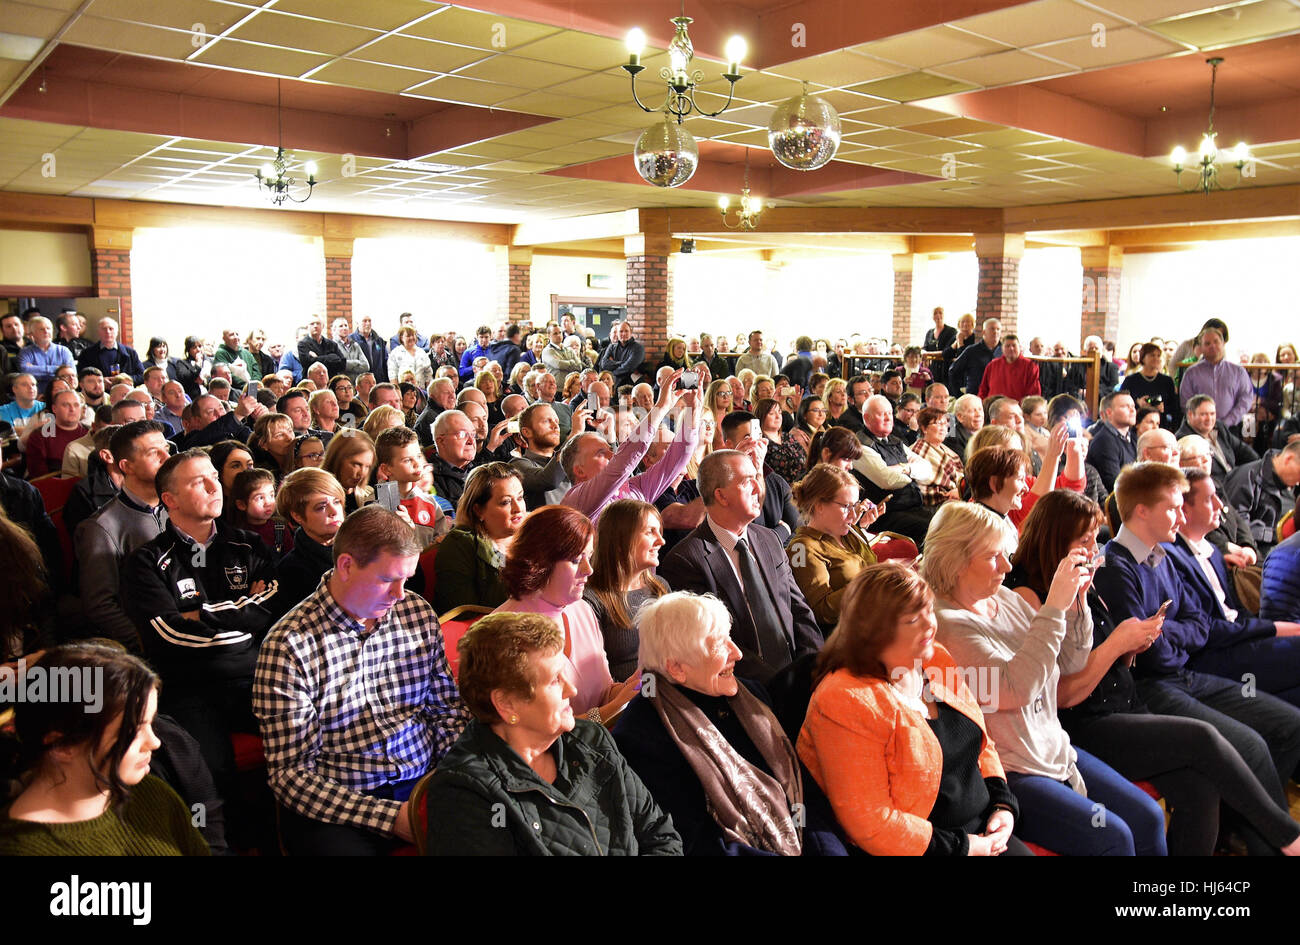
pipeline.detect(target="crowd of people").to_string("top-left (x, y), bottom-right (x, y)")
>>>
top-left (3, 301), bottom-right (1300, 857)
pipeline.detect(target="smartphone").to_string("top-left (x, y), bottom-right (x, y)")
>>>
top-left (1066, 415), bottom-right (1084, 438)
top-left (749, 419), bottom-right (761, 441)
top-left (588, 391), bottom-right (600, 413)
top-left (245, 380), bottom-right (259, 400)
top-left (1155, 599), bottom-right (1173, 619)
top-left (877, 493), bottom-right (892, 507)
top-left (376, 480), bottom-right (400, 512)
top-left (680, 370), bottom-right (698, 390)
top-left (507, 418), bottom-right (520, 435)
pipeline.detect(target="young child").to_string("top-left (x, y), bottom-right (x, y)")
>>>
top-left (231, 467), bottom-right (294, 557)
top-left (374, 425), bottom-right (450, 548)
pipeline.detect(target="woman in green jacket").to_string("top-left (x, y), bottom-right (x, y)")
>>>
top-left (433, 463), bottom-right (525, 614)
top-left (424, 612), bottom-right (681, 856)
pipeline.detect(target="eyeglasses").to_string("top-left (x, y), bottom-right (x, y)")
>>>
top-left (300, 451), bottom-right (324, 462)
top-left (440, 429), bottom-right (474, 441)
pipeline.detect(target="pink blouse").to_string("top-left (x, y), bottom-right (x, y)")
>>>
top-left (492, 596), bottom-right (615, 716)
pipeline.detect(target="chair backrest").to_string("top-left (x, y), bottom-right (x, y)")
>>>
top-left (869, 531), bottom-right (919, 564)
top-left (437, 604), bottom-right (492, 680)
top-left (419, 543), bottom-right (438, 603)
top-left (409, 770), bottom-right (435, 856)
top-left (1105, 492), bottom-right (1121, 534)
top-left (31, 473), bottom-right (79, 512)
top-left (1280, 508), bottom-right (1296, 542)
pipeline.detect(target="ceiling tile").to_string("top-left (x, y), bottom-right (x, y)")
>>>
top-left (493, 90), bottom-right (604, 118)
top-left (852, 25), bottom-right (1012, 69)
top-left (764, 49), bottom-right (901, 88)
top-left (230, 10), bottom-right (380, 56)
top-left (0, 1), bottom-right (79, 34)
top-left (408, 74), bottom-right (528, 106)
top-left (308, 58), bottom-right (433, 92)
top-left (348, 34), bottom-right (487, 72)
top-left (1147, 0), bottom-right (1300, 47)
top-left (1030, 25), bottom-right (1187, 68)
top-left (61, 16), bottom-right (199, 58)
top-left (937, 49), bottom-right (1075, 85)
top-left (455, 54), bottom-right (588, 88)
top-left (848, 72), bottom-right (978, 101)
top-left (509, 29), bottom-right (633, 70)
top-left (400, 7), bottom-right (561, 50)
top-left (955, 0), bottom-right (1124, 46)
top-left (193, 37), bottom-right (330, 75)
top-left (270, 0), bottom-right (443, 31)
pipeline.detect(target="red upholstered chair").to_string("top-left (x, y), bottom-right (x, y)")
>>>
top-left (410, 771), bottom-right (434, 855)
top-left (868, 531), bottom-right (919, 565)
top-left (30, 473), bottom-right (79, 512)
top-left (1279, 509), bottom-right (1295, 543)
top-left (230, 732), bottom-right (266, 772)
top-left (436, 604), bottom-right (492, 681)
top-left (419, 543), bottom-right (438, 603)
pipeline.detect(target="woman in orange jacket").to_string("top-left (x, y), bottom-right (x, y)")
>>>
top-left (798, 563), bottom-right (1030, 856)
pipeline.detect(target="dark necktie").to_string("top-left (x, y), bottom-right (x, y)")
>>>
top-left (735, 536), bottom-right (790, 664)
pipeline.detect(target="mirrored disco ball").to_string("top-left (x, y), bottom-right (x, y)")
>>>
top-left (634, 118), bottom-right (699, 188)
top-left (768, 91), bottom-right (841, 171)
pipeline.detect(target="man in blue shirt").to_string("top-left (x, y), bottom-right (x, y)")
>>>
top-left (458, 324), bottom-right (493, 383)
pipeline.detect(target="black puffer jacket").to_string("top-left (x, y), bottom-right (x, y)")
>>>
top-left (425, 719), bottom-right (681, 856)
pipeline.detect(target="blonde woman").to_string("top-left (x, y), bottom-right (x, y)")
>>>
top-left (387, 326), bottom-right (432, 390)
top-left (362, 404), bottom-right (405, 441)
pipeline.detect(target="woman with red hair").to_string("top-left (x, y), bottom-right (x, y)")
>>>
top-left (494, 505), bottom-right (640, 725)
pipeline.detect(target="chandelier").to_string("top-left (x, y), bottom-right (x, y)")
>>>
top-left (718, 149), bottom-right (763, 228)
top-left (623, 15), bottom-right (746, 124)
top-left (1169, 57), bottom-right (1250, 195)
top-left (255, 81), bottom-right (317, 206)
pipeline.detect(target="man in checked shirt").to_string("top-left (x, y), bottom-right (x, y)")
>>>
top-left (254, 505), bottom-right (469, 855)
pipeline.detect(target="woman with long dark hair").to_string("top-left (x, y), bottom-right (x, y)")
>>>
top-left (583, 499), bottom-right (668, 679)
top-left (0, 644), bottom-right (209, 855)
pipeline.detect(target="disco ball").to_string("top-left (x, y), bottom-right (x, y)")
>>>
top-left (768, 90), bottom-right (841, 171)
top-left (634, 117), bottom-right (699, 188)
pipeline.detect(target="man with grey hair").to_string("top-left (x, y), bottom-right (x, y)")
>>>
top-left (413, 376), bottom-right (457, 447)
top-left (631, 382), bottom-right (655, 417)
top-left (596, 320), bottom-right (645, 388)
top-left (658, 449), bottom-right (823, 684)
top-left (1138, 427), bottom-right (1178, 465)
top-left (948, 317), bottom-right (1001, 395)
top-left (856, 394), bottom-right (937, 547)
top-left (542, 321), bottom-right (584, 387)
top-left (333, 317), bottom-right (371, 382)
top-left (77, 316), bottom-right (143, 384)
top-left (945, 392), bottom-right (984, 457)
top-left (19, 313), bottom-right (73, 386)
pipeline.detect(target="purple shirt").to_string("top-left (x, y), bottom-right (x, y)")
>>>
top-left (1180, 358), bottom-right (1254, 427)
top-left (563, 411), bottom-right (698, 522)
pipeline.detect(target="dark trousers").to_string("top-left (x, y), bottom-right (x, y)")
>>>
top-left (277, 779), bottom-right (419, 856)
top-left (1069, 711), bottom-right (1299, 856)
top-left (873, 503), bottom-right (936, 549)
top-left (278, 807), bottom-right (404, 856)
top-left (1136, 669), bottom-right (1300, 810)
top-left (1189, 635), bottom-right (1300, 708)
top-left (162, 678), bottom-right (257, 803)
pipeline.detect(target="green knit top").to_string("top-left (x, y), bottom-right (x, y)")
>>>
top-left (0, 775), bottom-right (211, 856)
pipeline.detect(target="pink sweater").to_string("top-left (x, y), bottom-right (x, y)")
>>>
top-left (493, 595), bottom-right (614, 716)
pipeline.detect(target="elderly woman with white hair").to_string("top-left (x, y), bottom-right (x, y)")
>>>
top-left (612, 592), bottom-right (845, 856)
top-left (922, 501), bottom-right (1168, 856)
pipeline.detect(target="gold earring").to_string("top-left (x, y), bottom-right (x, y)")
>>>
top-left (509, 714), bottom-right (518, 724)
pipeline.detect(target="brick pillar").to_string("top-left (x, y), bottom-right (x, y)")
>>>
top-left (90, 226), bottom-right (134, 343)
top-left (891, 254), bottom-right (914, 344)
top-left (323, 237), bottom-right (353, 329)
top-left (625, 234), bottom-right (671, 348)
top-left (507, 246), bottom-right (532, 322)
top-left (974, 233), bottom-right (1023, 335)
top-left (1080, 245), bottom-right (1122, 348)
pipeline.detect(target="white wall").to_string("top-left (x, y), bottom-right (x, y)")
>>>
top-left (529, 253), bottom-right (626, 323)
top-left (0, 229), bottom-right (91, 289)
top-left (911, 252), bottom-right (976, 344)
top-left (671, 251), bottom-right (893, 350)
top-left (131, 227), bottom-right (324, 351)
top-left (1019, 247), bottom-right (1083, 347)
top-left (352, 237), bottom-right (499, 334)
top-left (1119, 239), bottom-right (1300, 357)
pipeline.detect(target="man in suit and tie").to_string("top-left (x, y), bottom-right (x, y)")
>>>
top-left (658, 450), bottom-right (824, 684)
top-left (1167, 466), bottom-right (1300, 700)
